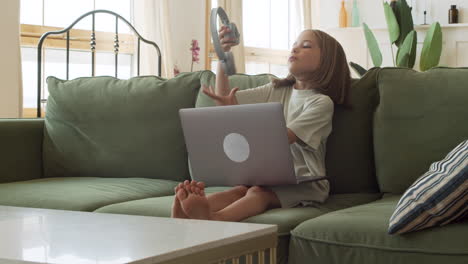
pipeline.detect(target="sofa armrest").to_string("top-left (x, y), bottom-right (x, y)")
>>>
top-left (0, 118), bottom-right (44, 183)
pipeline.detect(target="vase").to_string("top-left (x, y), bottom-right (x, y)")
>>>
top-left (339, 0), bottom-right (348, 28)
top-left (351, 0), bottom-right (360, 27)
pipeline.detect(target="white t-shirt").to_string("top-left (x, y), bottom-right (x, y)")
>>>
top-left (235, 82), bottom-right (334, 183)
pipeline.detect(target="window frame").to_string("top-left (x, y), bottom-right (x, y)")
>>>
top-left (21, 24), bottom-right (135, 53)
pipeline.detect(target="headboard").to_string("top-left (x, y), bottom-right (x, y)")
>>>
top-left (36, 9), bottom-right (161, 118)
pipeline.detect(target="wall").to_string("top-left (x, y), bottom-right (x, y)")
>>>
top-left (317, 0), bottom-right (468, 30)
top-left (0, 0), bottom-right (22, 118)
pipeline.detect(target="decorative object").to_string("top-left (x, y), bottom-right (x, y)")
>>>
top-left (449, 5), bottom-right (459, 24)
top-left (172, 39), bottom-right (200, 75)
top-left (190, 39), bottom-right (200, 72)
top-left (339, 0), bottom-right (348, 28)
top-left (351, 0), bottom-right (360, 27)
top-left (350, 0), bottom-right (442, 76)
top-left (388, 140), bottom-right (468, 235)
top-left (423, 0), bottom-right (429, 24)
top-left (35, 9), bottom-right (161, 117)
top-left (173, 64), bottom-right (180, 76)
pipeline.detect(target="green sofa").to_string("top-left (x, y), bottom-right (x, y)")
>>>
top-left (0, 67), bottom-right (467, 264)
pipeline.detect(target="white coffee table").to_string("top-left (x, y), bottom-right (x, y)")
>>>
top-left (0, 205), bottom-right (277, 264)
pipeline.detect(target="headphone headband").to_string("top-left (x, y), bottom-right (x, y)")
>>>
top-left (210, 7), bottom-right (238, 75)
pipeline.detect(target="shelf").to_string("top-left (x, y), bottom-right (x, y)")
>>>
top-left (415, 23), bottom-right (468, 29)
top-left (323, 23), bottom-right (468, 31)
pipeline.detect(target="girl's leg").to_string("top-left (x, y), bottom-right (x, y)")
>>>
top-left (179, 184), bottom-right (281, 222)
top-left (211, 186), bottom-right (281, 222)
top-left (185, 180), bottom-right (249, 212)
top-left (206, 186), bottom-right (249, 212)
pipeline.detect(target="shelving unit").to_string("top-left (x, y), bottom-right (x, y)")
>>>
top-left (322, 23), bottom-right (468, 32)
top-left (323, 23), bottom-right (468, 75)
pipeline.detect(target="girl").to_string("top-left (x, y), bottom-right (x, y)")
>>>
top-left (171, 27), bottom-right (351, 221)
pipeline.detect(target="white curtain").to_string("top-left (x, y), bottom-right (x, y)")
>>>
top-left (289, 0), bottom-right (306, 45)
top-left (217, 0), bottom-right (245, 73)
top-left (301, 0), bottom-right (313, 29)
top-left (0, 0), bottom-right (22, 118)
top-left (133, 0), bottom-right (174, 78)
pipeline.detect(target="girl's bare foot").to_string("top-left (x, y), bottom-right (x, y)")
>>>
top-left (171, 183), bottom-right (189, 218)
top-left (179, 180), bottom-right (211, 220)
top-left (188, 180), bottom-right (205, 195)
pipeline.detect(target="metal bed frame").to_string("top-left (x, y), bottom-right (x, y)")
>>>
top-left (36, 9), bottom-right (161, 117)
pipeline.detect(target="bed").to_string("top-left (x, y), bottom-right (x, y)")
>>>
top-left (36, 9), bottom-right (161, 118)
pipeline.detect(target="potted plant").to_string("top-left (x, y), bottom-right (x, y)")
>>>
top-left (351, 0), bottom-right (442, 76)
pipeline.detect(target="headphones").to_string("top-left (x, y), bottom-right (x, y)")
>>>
top-left (210, 7), bottom-right (240, 76)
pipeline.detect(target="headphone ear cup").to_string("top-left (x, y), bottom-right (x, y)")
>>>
top-left (223, 52), bottom-right (236, 76)
top-left (226, 23), bottom-right (240, 45)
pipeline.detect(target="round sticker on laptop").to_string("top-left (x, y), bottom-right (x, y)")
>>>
top-left (223, 133), bottom-right (250, 163)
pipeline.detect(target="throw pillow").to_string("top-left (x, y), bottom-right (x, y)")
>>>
top-left (388, 139), bottom-right (468, 235)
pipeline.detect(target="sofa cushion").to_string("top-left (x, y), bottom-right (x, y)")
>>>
top-left (43, 72), bottom-right (206, 182)
top-left (95, 188), bottom-right (380, 264)
top-left (389, 139), bottom-right (468, 235)
top-left (289, 195), bottom-right (468, 264)
top-left (326, 68), bottom-right (381, 194)
top-left (95, 189), bottom-right (379, 232)
top-left (374, 67), bottom-right (468, 193)
top-left (0, 177), bottom-right (178, 211)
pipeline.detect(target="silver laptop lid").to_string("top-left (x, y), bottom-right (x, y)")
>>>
top-left (179, 103), bottom-right (296, 187)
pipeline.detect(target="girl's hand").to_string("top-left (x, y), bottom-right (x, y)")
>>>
top-left (219, 26), bottom-right (238, 52)
top-left (202, 85), bottom-right (239, 106)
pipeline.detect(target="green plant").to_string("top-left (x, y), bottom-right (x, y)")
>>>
top-left (363, 23), bottom-right (382, 67)
top-left (420, 22), bottom-right (443, 71)
top-left (350, 0), bottom-right (443, 76)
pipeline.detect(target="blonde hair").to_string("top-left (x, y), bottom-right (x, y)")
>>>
top-left (272, 30), bottom-right (351, 105)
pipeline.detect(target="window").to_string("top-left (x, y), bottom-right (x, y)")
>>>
top-left (207, 0), bottom-right (303, 78)
top-left (20, 0), bottom-right (134, 118)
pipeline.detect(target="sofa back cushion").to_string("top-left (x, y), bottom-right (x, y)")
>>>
top-left (196, 70), bottom-right (380, 194)
top-left (43, 72), bottom-right (204, 181)
top-left (374, 67), bottom-right (468, 194)
top-left (326, 68), bottom-right (381, 194)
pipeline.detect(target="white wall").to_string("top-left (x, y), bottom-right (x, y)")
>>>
top-left (317, 0), bottom-right (468, 30)
top-left (168, 0), bottom-right (206, 73)
top-left (0, 0), bottom-right (22, 118)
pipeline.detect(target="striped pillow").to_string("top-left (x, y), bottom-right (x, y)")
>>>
top-left (388, 139), bottom-right (468, 235)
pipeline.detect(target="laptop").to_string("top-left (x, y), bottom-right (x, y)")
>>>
top-left (179, 102), bottom-right (297, 187)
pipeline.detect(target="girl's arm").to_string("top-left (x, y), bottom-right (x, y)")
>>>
top-left (287, 128), bottom-right (298, 144)
top-left (215, 61), bottom-right (230, 96)
top-left (215, 25), bottom-right (236, 96)
top-left (203, 26), bottom-right (239, 106)
top-left (287, 96), bottom-right (334, 150)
